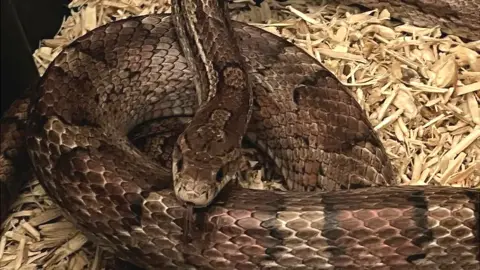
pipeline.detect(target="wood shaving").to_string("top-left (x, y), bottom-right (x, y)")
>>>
top-left (2, 0), bottom-right (479, 269)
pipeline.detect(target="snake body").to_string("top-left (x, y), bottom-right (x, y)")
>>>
top-left (1, 0), bottom-right (479, 269)
top-left (337, 0), bottom-right (480, 40)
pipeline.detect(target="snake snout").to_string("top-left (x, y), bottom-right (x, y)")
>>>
top-left (174, 177), bottom-right (215, 207)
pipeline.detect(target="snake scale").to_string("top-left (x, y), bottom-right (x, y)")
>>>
top-left (1, 0), bottom-right (479, 269)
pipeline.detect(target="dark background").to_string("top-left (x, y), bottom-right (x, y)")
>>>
top-left (1, 0), bottom-right (70, 114)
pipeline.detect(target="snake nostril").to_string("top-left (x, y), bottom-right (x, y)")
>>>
top-left (177, 158), bottom-right (184, 171)
top-left (215, 167), bottom-right (224, 182)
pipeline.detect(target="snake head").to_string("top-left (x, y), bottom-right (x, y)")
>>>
top-left (172, 158), bottom-right (228, 207)
top-left (172, 147), bottom-right (235, 207)
top-left (172, 125), bottom-right (242, 207)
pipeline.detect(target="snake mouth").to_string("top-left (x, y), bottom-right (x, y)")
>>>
top-left (177, 190), bottom-right (211, 207)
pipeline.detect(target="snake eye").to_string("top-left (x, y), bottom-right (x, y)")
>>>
top-left (215, 167), bottom-right (224, 182)
top-left (176, 158), bottom-right (183, 171)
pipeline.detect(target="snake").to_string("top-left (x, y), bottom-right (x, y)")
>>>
top-left (0, 0), bottom-right (479, 269)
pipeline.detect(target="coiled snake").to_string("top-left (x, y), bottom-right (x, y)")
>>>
top-left (1, 0), bottom-right (479, 269)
